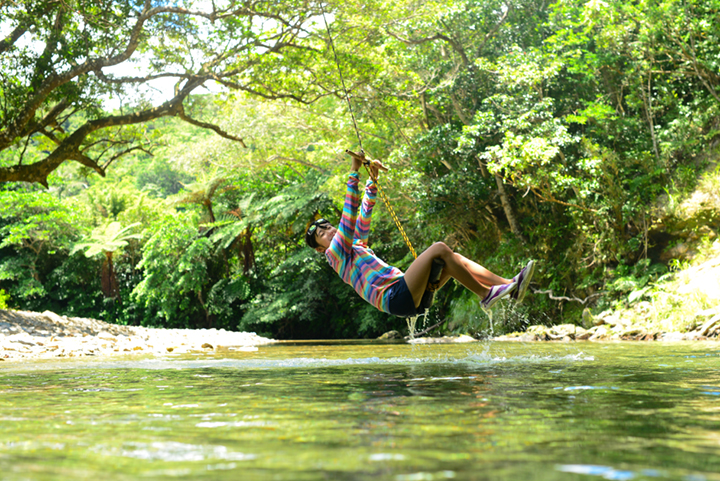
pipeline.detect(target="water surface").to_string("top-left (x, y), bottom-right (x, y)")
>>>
top-left (1, 341), bottom-right (720, 480)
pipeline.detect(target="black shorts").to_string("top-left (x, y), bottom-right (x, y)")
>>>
top-left (387, 277), bottom-right (418, 318)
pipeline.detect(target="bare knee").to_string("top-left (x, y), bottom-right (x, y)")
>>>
top-left (430, 242), bottom-right (453, 259)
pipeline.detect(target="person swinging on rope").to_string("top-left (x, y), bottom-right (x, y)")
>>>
top-left (305, 152), bottom-right (536, 318)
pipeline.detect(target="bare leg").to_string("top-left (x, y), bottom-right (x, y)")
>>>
top-left (404, 242), bottom-right (492, 307)
top-left (412, 251), bottom-right (510, 294)
top-left (454, 253), bottom-right (511, 287)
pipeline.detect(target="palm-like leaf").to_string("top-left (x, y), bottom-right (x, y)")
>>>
top-left (72, 222), bottom-right (142, 258)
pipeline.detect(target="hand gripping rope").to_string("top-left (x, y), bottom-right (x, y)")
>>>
top-left (345, 149), bottom-right (417, 260)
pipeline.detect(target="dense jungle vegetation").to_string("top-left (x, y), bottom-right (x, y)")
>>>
top-left (1, 0), bottom-right (719, 339)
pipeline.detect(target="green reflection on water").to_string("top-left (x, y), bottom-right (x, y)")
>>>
top-left (1, 342), bottom-right (720, 481)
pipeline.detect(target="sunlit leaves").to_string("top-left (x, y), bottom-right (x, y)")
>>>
top-left (72, 221), bottom-right (142, 258)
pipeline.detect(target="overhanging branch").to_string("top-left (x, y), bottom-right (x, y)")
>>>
top-left (177, 105), bottom-right (247, 148)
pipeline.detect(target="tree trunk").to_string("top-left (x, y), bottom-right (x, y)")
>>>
top-left (241, 227), bottom-right (255, 275)
top-left (101, 251), bottom-right (119, 299)
top-left (494, 174), bottom-right (527, 244)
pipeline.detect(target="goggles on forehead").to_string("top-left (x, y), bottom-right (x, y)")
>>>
top-left (307, 218), bottom-right (329, 237)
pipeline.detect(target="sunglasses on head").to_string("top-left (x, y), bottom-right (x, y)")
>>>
top-left (307, 218), bottom-right (328, 236)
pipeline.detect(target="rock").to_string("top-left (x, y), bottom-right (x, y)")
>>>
top-left (519, 333), bottom-right (539, 342)
top-left (660, 332), bottom-right (685, 342)
top-left (550, 324), bottom-right (578, 339)
top-left (97, 331), bottom-right (117, 341)
top-left (41, 311), bottom-right (66, 325)
top-left (201, 343), bottom-right (213, 349)
top-left (575, 327), bottom-right (592, 340)
top-left (494, 332), bottom-right (537, 342)
top-left (619, 327), bottom-right (644, 338)
top-left (522, 326), bottom-right (548, 341)
top-left (593, 310), bottom-right (614, 326)
top-left (0, 309), bottom-right (277, 361)
top-left (660, 242), bottom-right (692, 262)
top-left (527, 325), bottom-right (547, 335)
top-left (378, 330), bottom-right (402, 340)
top-left (589, 326), bottom-right (609, 341)
top-left (581, 308), bottom-right (595, 328)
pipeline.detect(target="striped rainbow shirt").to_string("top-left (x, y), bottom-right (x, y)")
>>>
top-left (325, 172), bottom-right (404, 313)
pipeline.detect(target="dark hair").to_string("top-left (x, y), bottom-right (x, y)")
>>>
top-left (305, 218), bottom-right (331, 249)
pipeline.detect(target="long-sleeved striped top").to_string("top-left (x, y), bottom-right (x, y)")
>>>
top-left (325, 171), bottom-right (404, 313)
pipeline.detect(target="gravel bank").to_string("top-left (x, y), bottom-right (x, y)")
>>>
top-left (0, 309), bottom-right (276, 362)
top-left (493, 307), bottom-right (720, 342)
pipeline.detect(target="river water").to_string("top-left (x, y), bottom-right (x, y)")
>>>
top-left (1, 341), bottom-right (719, 480)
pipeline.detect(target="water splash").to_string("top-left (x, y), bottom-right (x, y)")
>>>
top-left (481, 307), bottom-right (494, 335)
top-left (406, 315), bottom-right (419, 339)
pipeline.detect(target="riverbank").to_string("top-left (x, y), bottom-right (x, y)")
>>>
top-left (0, 309), bottom-right (275, 362)
top-left (495, 245), bottom-right (720, 342)
top-left (492, 311), bottom-right (720, 342)
top-left (3, 248), bottom-right (719, 362)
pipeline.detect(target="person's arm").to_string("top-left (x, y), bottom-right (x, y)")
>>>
top-left (327, 154), bottom-right (387, 258)
top-left (354, 178), bottom-right (377, 243)
top-left (327, 171), bottom-right (360, 259)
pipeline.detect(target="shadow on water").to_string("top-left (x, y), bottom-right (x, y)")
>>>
top-left (1, 341), bottom-right (720, 481)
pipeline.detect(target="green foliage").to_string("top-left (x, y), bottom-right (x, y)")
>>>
top-left (73, 222), bottom-right (141, 258)
top-left (2, 0), bottom-right (720, 338)
top-left (132, 213), bottom-right (210, 328)
top-left (0, 0), bottom-right (331, 185)
top-left (0, 189), bottom-right (81, 299)
top-left (606, 259), bottom-right (669, 303)
top-left (135, 159), bottom-right (194, 198)
top-left (0, 289), bottom-right (9, 309)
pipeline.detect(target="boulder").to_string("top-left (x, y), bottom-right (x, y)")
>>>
top-left (378, 330), bottom-right (402, 340)
top-left (619, 327), bottom-right (645, 338)
top-left (575, 327), bottom-right (593, 341)
top-left (523, 325), bottom-right (548, 341)
top-left (589, 326), bottom-right (609, 341)
top-left (593, 310), bottom-right (614, 326)
top-left (550, 324), bottom-right (579, 339)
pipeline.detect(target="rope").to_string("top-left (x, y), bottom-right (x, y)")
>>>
top-left (320, 4), bottom-right (363, 151)
top-left (320, 5), bottom-right (418, 259)
top-left (362, 158), bottom-right (417, 259)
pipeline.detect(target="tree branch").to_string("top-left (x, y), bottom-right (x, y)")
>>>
top-left (476, 4), bottom-right (511, 57)
top-left (67, 151), bottom-right (105, 176)
top-left (410, 319), bottom-right (446, 338)
top-left (0, 3), bottom-right (322, 185)
top-left (384, 30), bottom-right (470, 67)
top-left (0, 22), bottom-right (29, 55)
top-left (531, 187), bottom-right (599, 213)
top-left (533, 289), bottom-right (602, 305)
top-left (102, 145), bottom-right (153, 171)
top-left (265, 155), bottom-right (328, 173)
top-left (177, 104), bottom-right (247, 148)
top-left (0, 86), bottom-right (192, 186)
top-left (213, 77), bottom-right (322, 104)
